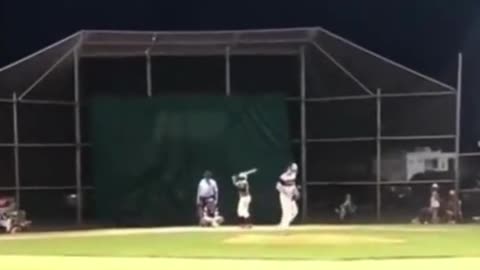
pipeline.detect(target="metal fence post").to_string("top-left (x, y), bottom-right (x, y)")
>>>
top-left (146, 49), bottom-right (153, 97)
top-left (74, 36), bottom-right (83, 225)
top-left (455, 53), bottom-right (463, 194)
top-left (225, 46), bottom-right (231, 96)
top-left (12, 92), bottom-right (20, 207)
top-left (299, 46), bottom-right (307, 221)
top-left (376, 88), bottom-right (382, 220)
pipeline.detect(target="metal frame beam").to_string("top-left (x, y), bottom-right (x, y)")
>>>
top-left (83, 28), bottom-right (316, 36)
top-left (80, 49), bottom-right (300, 58)
top-left (0, 143), bottom-right (89, 147)
top-left (285, 91), bottom-right (455, 102)
top-left (307, 180), bottom-right (455, 186)
top-left (292, 135), bottom-right (456, 143)
top-left (0, 186), bottom-right (94, 191)
top-left (0, 99), bottom-right (75, 105)
top-left (381, 91), bottom-right (456, 98)
top-left (381, 135), bottom-right (456, 140)
top-left (306, 137), bottom-right (375, 143)
top-left (460, 152), bottom-right (480, 157)
top-left (82, 39), bottom-right (311, 47)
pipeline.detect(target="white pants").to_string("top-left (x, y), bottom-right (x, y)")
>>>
top-left (0, 218), bottom-right (12, 232)
top-left (279, 186), bottom-right (298, 227)
top-left (202, 215), bottom-right (223, 227)
top-left (237, 195), bottom-right (251, 218)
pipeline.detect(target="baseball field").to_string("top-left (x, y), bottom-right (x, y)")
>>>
top-left (0, 225), bottom-right (479, 270)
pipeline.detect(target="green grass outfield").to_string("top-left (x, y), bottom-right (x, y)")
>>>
top-left (0, 225), bottom-right (479, 270)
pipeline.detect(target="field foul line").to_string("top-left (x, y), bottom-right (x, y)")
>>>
top-left (0, 255), bottom-right (479, 270)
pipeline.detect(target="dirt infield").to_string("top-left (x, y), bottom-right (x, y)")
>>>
top-left (0, 255), bottom-right (479, 270)
top-left (224, 233), bottom-right (405, 245)
top-left (0, 225), bottom-right (447, 241)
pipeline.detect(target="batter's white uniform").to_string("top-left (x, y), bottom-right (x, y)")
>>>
top-left (232, 173), bottom-right (252, 219)
top-left (277, 164), bottom-right (299, 228)
top-left (237, 192), bottom-right (251, 218)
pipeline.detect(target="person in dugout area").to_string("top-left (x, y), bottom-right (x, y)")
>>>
top-left (0, 196), bottom-right (15, 232)
top-left (445, 189), bottom-right (463, 224)
top-left (412, 183), bottom-right (445, 224)
top-left (335, 193), bottom-right (356, 222)
top-left (430, 183), bottom-right (441, 224)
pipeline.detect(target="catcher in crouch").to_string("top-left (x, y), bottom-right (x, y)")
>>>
top-left (232, 168), bottom-right (258, 227)
top-left (199, 198), bottom-right (224, 227)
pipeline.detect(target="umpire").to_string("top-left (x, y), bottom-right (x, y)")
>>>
top-left (196, 170), bottom-right (219, 224)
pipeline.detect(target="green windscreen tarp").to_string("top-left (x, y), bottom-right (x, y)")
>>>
top-left (91, 95), bottom-right (292, 226)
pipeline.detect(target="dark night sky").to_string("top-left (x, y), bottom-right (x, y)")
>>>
top-left (1, 0), bottom-right (480, 83)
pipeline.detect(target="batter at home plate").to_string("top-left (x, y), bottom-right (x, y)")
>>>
top-left (232, 168), bottom-right (257, 228)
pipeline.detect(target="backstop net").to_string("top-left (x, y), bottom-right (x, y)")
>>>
top-left (0, 28), bottom-right (477, 226)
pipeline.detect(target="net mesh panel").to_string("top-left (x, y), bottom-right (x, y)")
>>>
top-left (19, 148), bottom-right (75, 186)
top-left (380, 95), bottom-right (455, 185)
top-left (381, 182), bottom-right (454, 222)
top-left (151, 56), bottom-right (225, 95)
top-left (82, 147), bottom-right (93, 186)
top-left (0, 101), bottom-right (14, 186)
top-left (305, 98), bottom-right (376, 182)
top-left (287, 101), bottom-right (300, 140)
top-left (0, 148), bottom-right (14, 187)
top-left (25, 55), bottom-right (74, 100)
top-left (460, 156), bottom-right (480, 189)
top-left (307, 142), bottom-right (376, 182)
top-left (380, 139), bottom-right (455, 183)
top-left (462, 44), bottom-right (480, 153)
top-left (231, 56), bottom-right (299, 96)
top-left (307, 185), bottom-right (377, 222)
top-left (305, 46), bottom-right (368, 97)
top-left (18, 104), bottom-right (74, 143)
top-left (80, 57), bottom-right (147, 98)
top-left (0, 33), bottom-right (78, 99)
top-left (91, 95), bottom-right (292, 226)
top-left (0, 104), bottom-right (13, 142)
top-left (20, 189), bottom-right (76, 223)
top-left (381, 96), bottom-right (455, 136)
top-left (306, 99), bottom-right (376, 138)
top-left (314, 31), bottom-right (454, 93)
